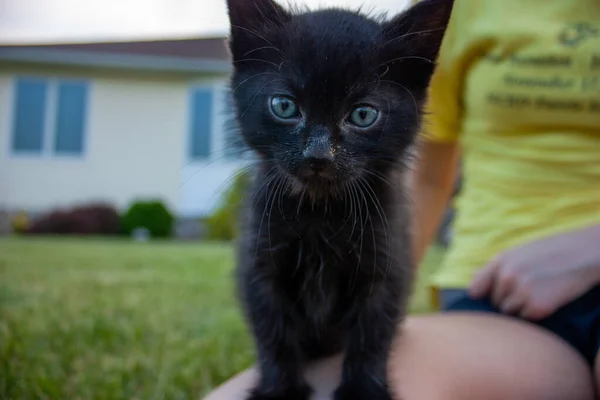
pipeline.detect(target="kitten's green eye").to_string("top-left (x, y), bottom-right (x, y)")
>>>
top-left (349, 106), bottom-right (378, 128)
top-left (270, 96), bottom-right (300, 119)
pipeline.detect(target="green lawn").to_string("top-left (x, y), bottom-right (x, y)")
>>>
top-left (0, 237), bottom-right (443, 399)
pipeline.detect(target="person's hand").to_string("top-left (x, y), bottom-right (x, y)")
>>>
top-left (468, 225), bottom-right (600, 321)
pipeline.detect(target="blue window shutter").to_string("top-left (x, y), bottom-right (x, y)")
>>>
top-left (190, 88), bottom-right (213, 159)
top-left (11, 78), bottom-right (48, 152)
top-left (54, 80), bottom-right (89, 155)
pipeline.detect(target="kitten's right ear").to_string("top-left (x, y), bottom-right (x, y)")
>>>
top-left (377, 0), bottom-right (453, 91)
top-left (226, 0), bottom-right (290, 63)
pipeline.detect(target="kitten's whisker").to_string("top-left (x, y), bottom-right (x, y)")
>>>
top-left (361, 178), bottom-right (393, 280)
top-left (380, 79), bottom-right (419, 120)
top-left (347, 182), bottom-right (359, 242)
top-left (277, 176), bottom-right (287, 221)
top-left (232, 72), bottom-right (279, 93)
top-left (363, 169), bottom-right (397, 191)
top-left (267, 174), bottom-right (284, 270)
top-left (378, 55), bottom-right (433, 67)
top-left (177, 163), bottom-right (257, 219)
top-left (378, 27), bottom-right (445, 51)
top-left (190, 166), bottom-right (254, 209)
top-left (347, 181), bottom-right (361, 296)
top-left (382, 96), bottom-right (391, 132)
top-left (177, 155), bottom-right (250, 190)
top-left (254, 2), bottom-right (291, 59)
top-left (250, 167), bottom-right (278, 208)
top-left (293, 239), bottom-right (303, 278)
top-left (230, 24), bottom-right (280, 52)
top-left (353, 181), bottom-right (368, 264)
top-left (243, 46), bottom-right (283, 57)
top-left (327, 184), bottom-right (354, 240)
top-left (177, 143), bottom-right (252, 173)
top-left (252, 168), bottom-right (279, 262)
top-left (379, 65), bottom-right (390, 78)
top-left (317, 252), bottom-right (326, 304)
top-left (278, 175), bottom-right (299, 234)
top-left (234, 58), bottom-right (281, 69)
top-left (374, 71), bottom-right (382, 91)
top-left (296, 188), bottom-right (306, 219)
top-left (354, 179), bottom-right (377, 295)
top-left (240, 79), bottom-right (285, 118)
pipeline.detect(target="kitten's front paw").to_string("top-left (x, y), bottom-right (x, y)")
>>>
top-left (334, 381), bottom-right (394, 400)
top-left (245, 384), bottom-right (311, 400)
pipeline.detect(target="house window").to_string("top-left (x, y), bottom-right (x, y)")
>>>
top-left (11, 76), bottom-right (89, 156)
top-left (189, 87), bottom-right (213, 159)
top-left (54, 81), bottom-right (88, 154)
top-left (11, 78), bottom-right (48, 152)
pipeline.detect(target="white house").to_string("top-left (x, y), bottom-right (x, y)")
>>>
top-left (0, 37), bottom-right (248, 218)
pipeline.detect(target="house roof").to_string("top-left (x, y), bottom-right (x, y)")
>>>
top-left (0, 37), bottom-right (233, 74)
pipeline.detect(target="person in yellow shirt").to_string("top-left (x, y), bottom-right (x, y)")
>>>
top-left (416, 0), bottom-right (600, 361)
top-left (204, 0), bottom-right (600, 398)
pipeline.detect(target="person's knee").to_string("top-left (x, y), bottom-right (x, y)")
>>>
top-left (391, 359), bottom-right (591, 400)
top-left (426, 366), bottom-right (594, 400)
top-left (390, 314), bottom-right (596, 400)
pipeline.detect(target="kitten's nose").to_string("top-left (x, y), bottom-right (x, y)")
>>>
top-left (302, 136), bottom-right (334, 169)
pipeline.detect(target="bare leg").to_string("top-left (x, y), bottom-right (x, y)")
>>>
top-left (595, 351), bottom-right (600, 398)
top-left (203, 314), bottom-right (595, 400)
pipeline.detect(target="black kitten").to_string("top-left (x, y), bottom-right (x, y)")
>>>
top-left (226, 0), bottom-right (453, 399)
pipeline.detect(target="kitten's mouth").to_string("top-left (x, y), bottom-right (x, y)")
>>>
top-left (298, 168), bottom-right (335, 182)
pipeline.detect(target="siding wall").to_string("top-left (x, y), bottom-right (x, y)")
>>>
top-left (0, 65), bottom-right (236, 216)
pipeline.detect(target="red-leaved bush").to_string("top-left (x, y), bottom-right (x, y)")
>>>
top-left (26, 203), bottom-right (121, 235)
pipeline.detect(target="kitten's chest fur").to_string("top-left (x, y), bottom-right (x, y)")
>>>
top-left (237, 171), bottom-right (411, 359)
top-left (278, 218), bottom-right (359, 321)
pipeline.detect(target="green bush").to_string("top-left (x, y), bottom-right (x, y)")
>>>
top-left (121, 200), bottom-right (174, 238)
top-left (205, 169), bottom-right (251, 241)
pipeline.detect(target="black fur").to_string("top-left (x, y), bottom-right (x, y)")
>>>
top-left (225, 1), bottom-right (453, 399)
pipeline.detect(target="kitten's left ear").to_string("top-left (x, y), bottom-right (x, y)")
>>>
top-left (226, 0), bottom-right (291, 63)
top-left (381, 0), bottom-right (454, 69)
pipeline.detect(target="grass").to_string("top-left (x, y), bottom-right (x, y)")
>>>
top-left (0, 237), bottom-right (443, 399)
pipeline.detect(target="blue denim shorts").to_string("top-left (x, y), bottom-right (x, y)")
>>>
top-left (439, 286), bottom-right (600, 366)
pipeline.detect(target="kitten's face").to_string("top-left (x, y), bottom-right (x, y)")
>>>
top-left (227, 0), bottom-right (453, 195)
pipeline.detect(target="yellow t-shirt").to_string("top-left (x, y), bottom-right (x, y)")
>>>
top-left (423, 0), bottom-right (600, 289)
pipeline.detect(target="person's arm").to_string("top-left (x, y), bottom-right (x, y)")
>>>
top-left (407, 2), bottom-right (467, 267)
top-left (410, 140), bottom-right (460, 267)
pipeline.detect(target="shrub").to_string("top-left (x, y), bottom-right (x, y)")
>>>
top-left (205, 169), bottom-right (251, 241)
top-left (26, 203), bottom-right (120, 235)
top-left (121, 200), bottom-right (174, 238)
